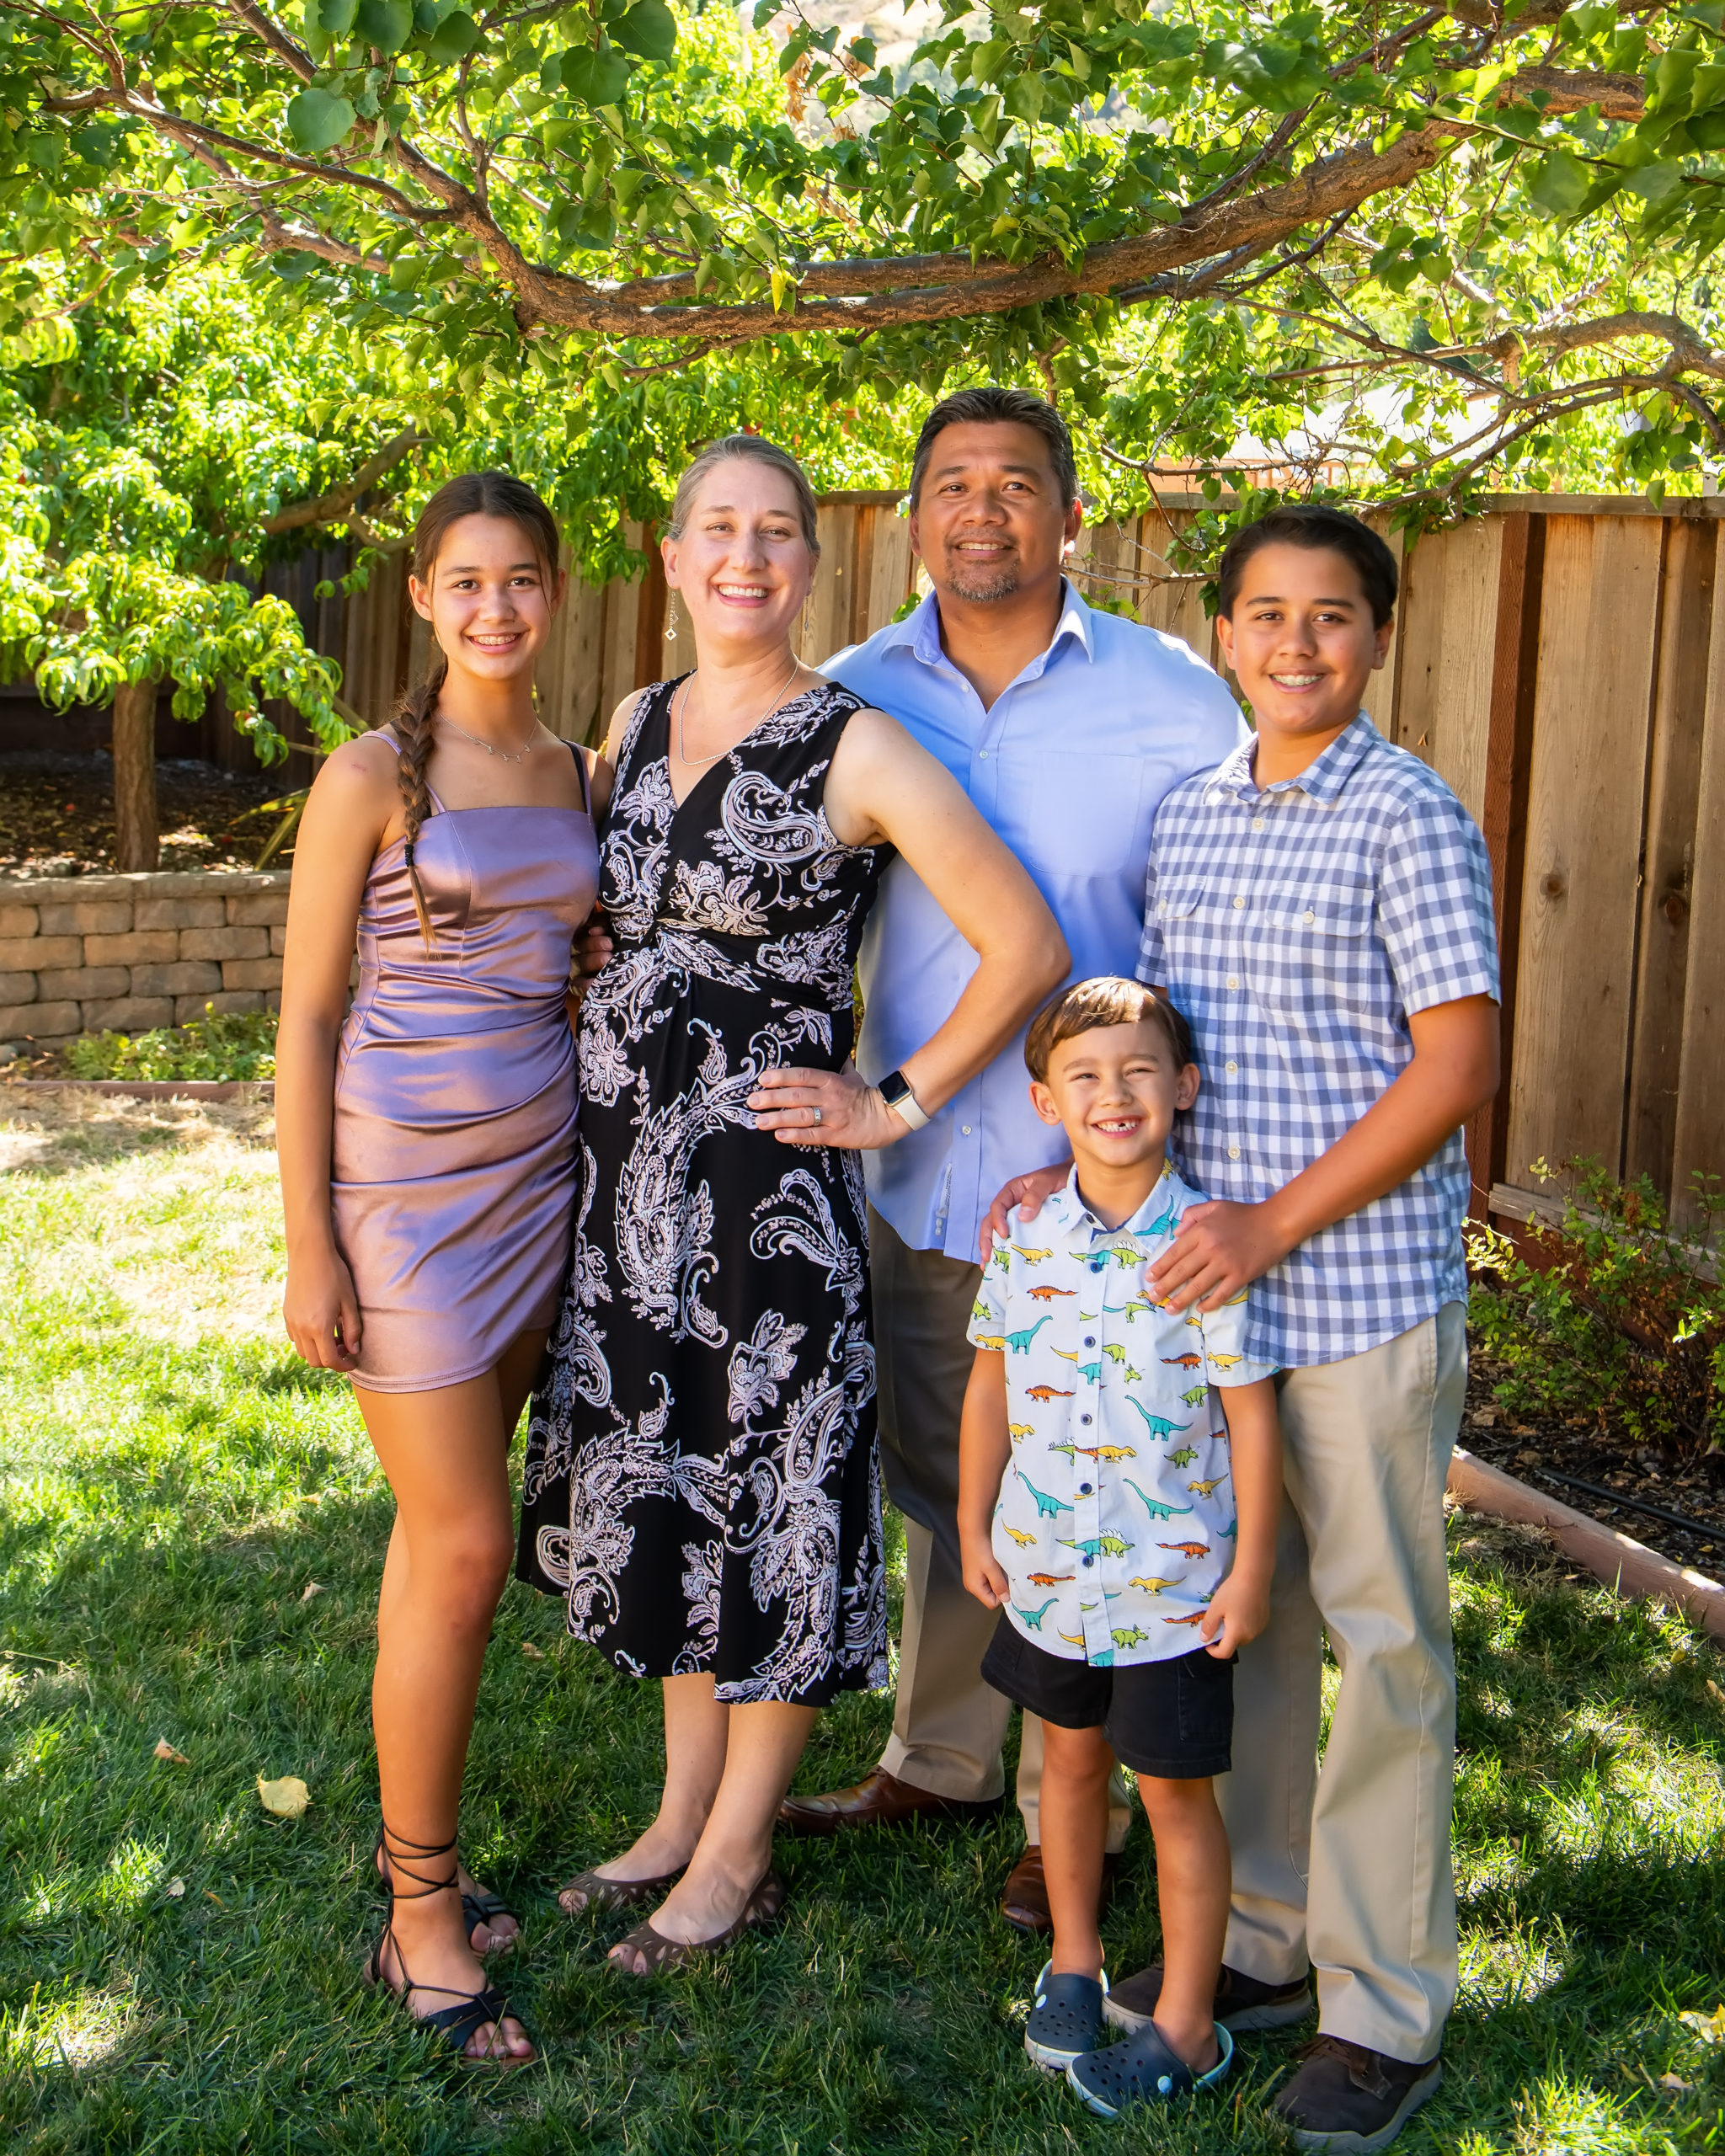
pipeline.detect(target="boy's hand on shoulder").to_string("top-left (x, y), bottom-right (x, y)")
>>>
top-left (959, 1531), bottom-right (1010, 1611)
top-left (1148, 1198), bottom-right (1294, 1311)
top-left (1199, 1566), bottom-right (1270, 1659)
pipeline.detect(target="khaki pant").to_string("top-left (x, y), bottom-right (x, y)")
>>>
top-left (868, 1207), bottom-right (1132, 1851)
top-left (1220, 1303), bottom-right (1466, 2063)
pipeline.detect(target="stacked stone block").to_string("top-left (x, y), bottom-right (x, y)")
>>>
top-left (0, 872), bottom-right (289, 1043)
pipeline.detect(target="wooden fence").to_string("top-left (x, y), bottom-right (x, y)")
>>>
top-left (296, 488), bottom-right (1725, 1235)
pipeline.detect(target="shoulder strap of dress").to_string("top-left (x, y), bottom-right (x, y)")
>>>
top-left (611, 679), bottom-right (672, 793)
top-left (565, 736), bottom-right (592, 812)
top-left (374, 723), bottom-right (448, 815)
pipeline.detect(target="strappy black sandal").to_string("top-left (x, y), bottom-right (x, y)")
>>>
top-left (365, 1822), bottom-right (534, 2070)
top-left (374, 1826), bottom-right (521, 1956)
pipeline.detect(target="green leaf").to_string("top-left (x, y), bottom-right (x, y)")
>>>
top-left (613, 0), bottom-right (676, 62)
top-left (426, 8), bottom-right (481, 61)
top-left (307, 0), bottom-right (360, 34)
top-left (558, 43), bottom-right (631, 106)
top-left (355, 0), bottom-right (413, 52)
top-left (285, 88), bottom-right (357, 155)
top-left (1001, 70), bottom-right (1047, 123)
top-left (1622, 161), bottom-right (1685, 204)
top-left (1526, 148), bottom-right (1593, 215)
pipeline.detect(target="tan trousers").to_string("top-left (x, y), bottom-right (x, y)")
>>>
top-left (868, 1208), bottom-right (1133, 1851)
top-left (1220, 1303), bottom-right (1466, 2063)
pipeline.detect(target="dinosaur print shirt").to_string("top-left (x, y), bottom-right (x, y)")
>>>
top-left (968, 1165), bottom-right (1276, 1668)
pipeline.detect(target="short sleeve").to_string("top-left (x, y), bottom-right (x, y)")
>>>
top-left (1196, 1289), bottom-right (1278, 1386)
top-left (1376, 787), bottom-right (1500, 1017)
top-left (1136, 837), bottom-right (1167, 986)
top-left (967, 1257), bottom-right (1008, 1349)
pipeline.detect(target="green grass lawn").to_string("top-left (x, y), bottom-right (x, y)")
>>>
top-left (3, 1093), bottom-right (1724, 2155)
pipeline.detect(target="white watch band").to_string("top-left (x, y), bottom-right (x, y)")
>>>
top-left (882, 1083), bottom-right (930, 1132)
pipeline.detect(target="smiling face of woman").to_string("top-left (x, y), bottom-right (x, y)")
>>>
top-left (409, 512), bottom-right (560, 685)
top-left (663, 460), bottom-right (817, 655)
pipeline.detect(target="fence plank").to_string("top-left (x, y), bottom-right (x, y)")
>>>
top-left (1359, 516), bottom-right (1407, 745)
top-left (1503, 515), bottom-right (1664, 1187)
top-left (1389, 517), bottom-right (1496, 821)
top-left (859, 501), bottom-right (914, 646)
top-left (1626, 517), bottom-right (1715, 1191)
top-left (1670, 547), bottom-right (1725, 1227)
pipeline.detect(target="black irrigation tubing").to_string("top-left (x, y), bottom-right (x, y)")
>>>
top-left (1537, 1469), bottom-right (1718, 1540)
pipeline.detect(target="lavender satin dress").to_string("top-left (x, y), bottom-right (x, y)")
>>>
top-left (331, 748), bottom-right (599, 1393)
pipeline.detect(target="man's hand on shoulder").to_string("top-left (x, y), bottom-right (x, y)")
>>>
top-left (980, 1161), bottom-right (1071, 1262)
top-left (1147, 1198), bottom-right (1294, 1312)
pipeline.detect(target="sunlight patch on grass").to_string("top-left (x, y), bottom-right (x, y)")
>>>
top-left (5, 1979), bottom-right (140, 2072)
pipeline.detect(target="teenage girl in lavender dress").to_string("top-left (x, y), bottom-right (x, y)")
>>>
top-left (277, 472), bottom-right (603, 2068)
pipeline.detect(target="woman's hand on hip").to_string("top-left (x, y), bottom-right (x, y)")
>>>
top-left (283, 1247), bottom-right (363, 1370)
top-left (748, 1064), bottom-right (905, 1150)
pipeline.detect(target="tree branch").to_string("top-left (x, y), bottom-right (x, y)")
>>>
top-left (260, 428), bottom-right (426, 536)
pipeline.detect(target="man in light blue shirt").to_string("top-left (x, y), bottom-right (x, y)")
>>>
top-left (776, 387), bottom-right (1247, 1924)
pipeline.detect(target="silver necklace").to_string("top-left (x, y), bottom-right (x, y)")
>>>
top-left (675, 657), bottom-right (803, 770)
top-left (435, 712), bottom-right (537, 764)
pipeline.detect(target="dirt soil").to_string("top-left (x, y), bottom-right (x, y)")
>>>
top-left (0, 757), bottom-right (284, 879)
top-left (1463, 1348), bottom-right (1725, 1582)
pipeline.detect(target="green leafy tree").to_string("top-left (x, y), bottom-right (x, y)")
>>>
top-left (4, 0), bottom-right (1725, 534)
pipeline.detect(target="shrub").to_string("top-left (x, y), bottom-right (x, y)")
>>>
top-left (1466, 1157), bottom-right (1725, 1458)
top-left (61, 1006), bottom-right (277, 1083)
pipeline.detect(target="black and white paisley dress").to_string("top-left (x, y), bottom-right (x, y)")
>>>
top-left (517, 677), bottom-right (890, 1706)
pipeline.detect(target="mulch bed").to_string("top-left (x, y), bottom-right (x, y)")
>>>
top-left (1463, 1349), bottom-right (1725, 1578)
top-left (0, 757), bottom-right (283, 878)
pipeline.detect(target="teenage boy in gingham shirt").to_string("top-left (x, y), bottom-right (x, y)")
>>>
top-left (988, 504), bottom-right (1499, 2153)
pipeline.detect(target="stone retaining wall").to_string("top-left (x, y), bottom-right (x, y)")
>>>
top-left (0, 871), bottom-right (289, 1043)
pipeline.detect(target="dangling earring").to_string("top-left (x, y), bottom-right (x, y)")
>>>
top-left (664, 590), bottom-right (681, 643)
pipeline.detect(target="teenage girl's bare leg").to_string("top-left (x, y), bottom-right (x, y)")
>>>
top-left (372, 1328), bottom-right (542, 1954)
top-left (358, 1326), bottom-right (545, 2063)
top-left (610, 1695), bottom-right (816, 1954)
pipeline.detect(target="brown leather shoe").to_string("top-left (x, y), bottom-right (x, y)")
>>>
top-left (998, 1846), bottom-right (1120, 1934)
top-left (777, 1768), bottom-right (1003, 1838)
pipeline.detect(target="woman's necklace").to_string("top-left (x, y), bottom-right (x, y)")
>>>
top-left (675, 656), bottom-right (803, 770)
top-left (435, 712), bottom-right (537, 764)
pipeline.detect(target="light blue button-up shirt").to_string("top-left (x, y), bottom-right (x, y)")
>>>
top-left (827, 580), bottom-right (1249, 1262)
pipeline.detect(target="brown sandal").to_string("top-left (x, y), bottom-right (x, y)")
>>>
top-left (558, 1864), bottom-right (685, 1917)
top-left (607, 1867), bottom-right (788, 1975)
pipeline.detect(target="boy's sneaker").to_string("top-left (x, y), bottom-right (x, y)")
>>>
top-left (1024, 1961), bottom-right (1108, 2073)
top-left (1104, 1958), bottom-right (1313, 2036)
top-left (1271, 2036), bottom-right (1442, 2152)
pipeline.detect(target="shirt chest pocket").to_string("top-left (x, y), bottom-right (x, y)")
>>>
top-left (994, 750), bottom-right (1146, 878)
top-left (1251, 881), bottom-right (1375, 1010)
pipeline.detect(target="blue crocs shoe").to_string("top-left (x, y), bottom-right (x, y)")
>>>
top-left (1066, 2018), bottom-right (1234, 2118)
top-left (1024, 1960), bottom-right (1110, 2073)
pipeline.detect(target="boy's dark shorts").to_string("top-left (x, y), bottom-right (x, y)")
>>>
top-left (981, 1614), bottom-right (1233, 1779)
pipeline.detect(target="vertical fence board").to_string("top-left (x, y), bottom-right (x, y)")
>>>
top-left (860, 503), bottom-right (914, 644)
top-left (1671, 546), bottom-right (1725, 1229)
top-left (1395, 517), bottom-right (1497, 822)
top-left (1626, 518), bottom-right (1715, 1190)
top-left (1503, 515), bottom-right (1664, 1186)
top-left (1359, 517), bottom-right (1407, 744)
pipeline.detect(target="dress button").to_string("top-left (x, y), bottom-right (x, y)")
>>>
top-left (1084, 1336), bottom-right (1095, 1347)
top-left (1081, 1413), bottom-right (1092, 1426)
top-left (1082, 1555), bottom-right (1095, 1567)
top-left (1252, 817), bottom-right (1265, 831)
top-left (1226, 1060), bottom-right (1237, 1074)
top-left (960, 1124), bottom-right (972, 1135)
top-left (1232, 894), bottom-right (1245, 909)
top-left (1304, 908), bottom-right (1316, 925)
top-left (1228, 1145), bottom-right (1241, 1160)
top-left (1079, 1481), bottom-right (1092, 1495)
top-left (1226, 976), bottom-right (1239, 990)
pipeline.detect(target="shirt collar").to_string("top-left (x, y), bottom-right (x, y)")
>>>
top-left (1050, 1160), bottom-right (1180, 1246)
top-left (1207, 711), bottom-right (1383, 807)
top-left (890, 576), bottom-right (1096, 675)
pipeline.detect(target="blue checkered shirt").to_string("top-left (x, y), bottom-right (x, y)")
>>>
top-left (1135, 714), bottom-right (1499, 1368)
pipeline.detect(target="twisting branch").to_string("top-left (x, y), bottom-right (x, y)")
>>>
top-left (260, 428), bottom-right (427, 536)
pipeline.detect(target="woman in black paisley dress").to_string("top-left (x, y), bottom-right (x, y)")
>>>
top-left (519, 436), bottom-right (1066, 1971)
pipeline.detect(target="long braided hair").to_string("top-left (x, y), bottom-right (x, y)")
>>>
top-left (392, 471), bottom-right (563, 942)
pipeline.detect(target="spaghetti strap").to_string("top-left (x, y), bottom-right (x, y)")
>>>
top-left (374, 723), bottom-right (448, 816)
top-left (567, 738), bottom-right (591, 814)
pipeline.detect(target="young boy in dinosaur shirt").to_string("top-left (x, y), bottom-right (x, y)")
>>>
top-left (957, 976), bottom-right (1281, 2119)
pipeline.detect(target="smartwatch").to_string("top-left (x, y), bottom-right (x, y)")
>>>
top-left (877, 1069), bottom-right (930, 1132)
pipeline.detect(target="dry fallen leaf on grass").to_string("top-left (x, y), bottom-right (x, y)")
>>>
top-left (257, 1773), bottom-right (311, 1819)
top-left (153, 1738), bottom-right (190, 1764)
top-left (521, 1641), bottom-right (546, 1660)
top-left (165, 1878), bottom-right (185, 1898)
top-left (1707, 1678), bottom-right (1724, 1708)
top-left (1680, 2005), bottom-right (1725, 2043)
top-left (300, 1581), bottom-right (325, 1603)
top-left (1660, 2073), bottom-right (1693, 2091)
